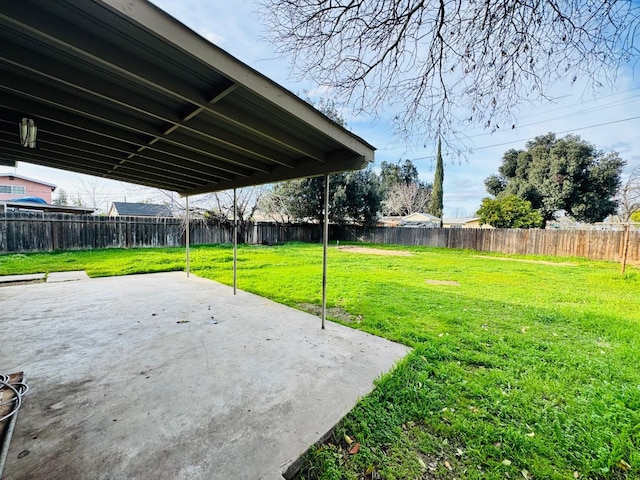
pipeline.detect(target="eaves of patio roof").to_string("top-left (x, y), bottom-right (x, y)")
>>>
top-left (0, 0), bottom-right (375, 196)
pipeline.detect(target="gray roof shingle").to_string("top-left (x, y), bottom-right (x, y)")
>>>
top-left (111, 202), bottom-right (173, 217)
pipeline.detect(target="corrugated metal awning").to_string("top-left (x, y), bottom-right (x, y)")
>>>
top-left (0, 0), bottom-right (375, 195)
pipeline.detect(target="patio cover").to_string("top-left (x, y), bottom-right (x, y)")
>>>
top-left (0, 0), bottom-right (375, 195)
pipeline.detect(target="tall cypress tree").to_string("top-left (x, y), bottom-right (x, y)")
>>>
top-left (429, 137), bottom-right (444, 223)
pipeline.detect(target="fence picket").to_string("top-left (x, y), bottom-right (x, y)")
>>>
top-left (0, 212), bottom-right (638, 263)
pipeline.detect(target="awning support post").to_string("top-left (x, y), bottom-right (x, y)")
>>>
top-left (321, 175), bottom-right (330, 329)
top-left (233, 188), bottom-right (237, 295)
top-left (185, 195), bottom-right (190, 278)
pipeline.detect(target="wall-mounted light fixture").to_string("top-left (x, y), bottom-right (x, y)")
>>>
top-left (19, 118), bottom-right (37, 148)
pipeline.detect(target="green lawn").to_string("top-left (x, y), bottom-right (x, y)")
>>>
top-left (1, 243), bottom-right (639, 479)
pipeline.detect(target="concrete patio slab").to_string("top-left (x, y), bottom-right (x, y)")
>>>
top-left (0, 272), bottom-right (410, 480)
top-left (46, 271), bottom-right (90, 283)
top-left (0, 273), bottom-right (45, 286)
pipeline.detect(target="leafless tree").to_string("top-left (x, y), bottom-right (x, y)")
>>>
top-left (204, 188), bottom-right (264, 241)
top-left (258, 186), bottom-right (295, 224)
top-left (382, 182), bottom-right (431, 216)
top-left (260, 0), bottom-right (639, 151)
top-left (72, 178), bottom-right (108, 212)
top-left (618, 166), bottom-right (640, 221)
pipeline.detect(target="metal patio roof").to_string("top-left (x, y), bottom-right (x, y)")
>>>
top-left (0, 0), bottom-right (375, 196)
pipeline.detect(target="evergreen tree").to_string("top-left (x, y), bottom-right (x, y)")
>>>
top-left (428, 138), bottom-right (444, 223)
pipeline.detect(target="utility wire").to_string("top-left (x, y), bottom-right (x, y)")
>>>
top-left (409, 115), bottom-right (640, 161)
top-left (471, 115), bottom-right (640, 152)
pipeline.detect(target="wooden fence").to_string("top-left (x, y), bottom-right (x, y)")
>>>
top-left (0, 212), bottom-right (321, 252)
top-left (1, 212), bottom-right (638, 263)
top-left (332, 225), bottom-right (640, 263)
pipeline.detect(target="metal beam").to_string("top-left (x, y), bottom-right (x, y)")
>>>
top-left (322, 175), bottom-right (330, 329)
top-left (100, 0), bottom-right (376, 163)
top-left (233, 188), bottom-right (237, 295)
top-left (181, 155), bottom-right (367, 196)
top-left (0, 41), bottom-right (297, 169)
top-left (0, 72), bottom-right (275, 174)
top-left (0, 114), bottom-right (244, 181)
top-left (186, 196), bottom-right (190, 278)
top-left (0, 5), bottom-right (332, 163)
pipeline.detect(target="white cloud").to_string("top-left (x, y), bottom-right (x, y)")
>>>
top-left (201, 30), bottom-right (225, 45)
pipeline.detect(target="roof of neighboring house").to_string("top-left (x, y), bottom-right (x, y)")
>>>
top-left (402, 212), bottom-right (441, 222)
top-left (111, 202), bottom-right (173, 217)
top-left (442, 217), bottom-right (480, 225)
top-left (0, 173), bottom-right (56, 189)
top-left (0, 200), bottom-right (95, 214)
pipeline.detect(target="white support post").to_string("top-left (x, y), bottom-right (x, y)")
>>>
top-left (321, 175), bottom-right (330, 329)
top-left (233, 188), bottom-right (237, 295)
top-left (185, 195), bottom-right (190, 278)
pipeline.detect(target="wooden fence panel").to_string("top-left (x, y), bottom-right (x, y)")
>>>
top-left (0, 213), bottom-right (638, 264)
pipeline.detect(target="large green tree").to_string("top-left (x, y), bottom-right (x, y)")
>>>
top-left (428, 138), bottom-right (444, 221)
top-left (477, 195), bottom-right (543, 229)
top-left (263, 167), bottom-right (382, 225)
top-left (485, 133), bottom-right (625, 223)
top-left (379, 159), bottom-right (432, 216)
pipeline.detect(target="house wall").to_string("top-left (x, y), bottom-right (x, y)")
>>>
top-left (0, 176), bottom-right (54, 202)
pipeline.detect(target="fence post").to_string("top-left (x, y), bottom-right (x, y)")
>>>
top-left (621, 223), bottom-right (630, 275)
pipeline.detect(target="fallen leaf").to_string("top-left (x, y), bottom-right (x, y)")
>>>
top-left (438, 333), bottom-right (444, 337)
top-left (418, 458), bottom-right (426, 469)
top-left (349, 442), bottom-right (360, 455)
top-left (521, 326), bottom-right (528, 333)
top-left (521, 469), bottom-right (532, 479)
top-left (494, 442), bottom-right (502, 448)
top-left (617, 459), bottom-right (631, 470)
top-left (600, 349), bottom-right (606, 355)
top-left (444, 460), bottom-right (452, 471)
top-left (525, 432), bottom-right (535, 438)
top-left (365, 464), bottom-right (374, 475)
top-left (552, 332), bottom-right (558, 337)
top-left (573, 471), bottom-right (579, 479)
top-left (344, 434), bottom-right (353, 445)
top-left (502, 459), bottom-right (512, 466)
top-left (456, 448), bottom-right (464, 456)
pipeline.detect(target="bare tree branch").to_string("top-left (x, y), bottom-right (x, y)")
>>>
top-left (618, 166), bottom-right (640, 221)
top-left (259, 0), bottom-right (640, 152)
top-left (382, 182), bottom-right (432, 216)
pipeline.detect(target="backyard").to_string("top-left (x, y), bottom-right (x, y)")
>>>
top-left (1, 243), bottom-right (639, 479)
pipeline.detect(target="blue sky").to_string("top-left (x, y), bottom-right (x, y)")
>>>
top-left (6, 0), bottom-right (640, 216)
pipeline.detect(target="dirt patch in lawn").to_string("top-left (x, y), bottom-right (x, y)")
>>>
top-left (425, 279), bottom-right (461, 286)
top-left (338, 246), bottom-right (413, 257)
top-left (471, 255), bottom-right (576, 266)
top-left (297, 303), bottom-right (362, 323)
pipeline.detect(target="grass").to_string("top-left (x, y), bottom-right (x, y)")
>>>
top-left (1, 243), bottom-right (639, 479)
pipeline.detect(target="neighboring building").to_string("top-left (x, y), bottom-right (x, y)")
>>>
top-left (398, 212), bottom-right (441, 228)
top-left (108, 202), bottom-right (173, 217)
top-left (377, 213), bottom-right (442, 228)
top-left (0, 199), bottom-right (95, 215)
top-left (443, 217), bottom-right (492, 229)
top-left (376, 216), bottom-right (403, 227)
top-left (0, 173), bottom-right (56, 203)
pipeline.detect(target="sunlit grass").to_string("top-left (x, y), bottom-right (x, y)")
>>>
top-left (1, 243), bottom-right (638, 479)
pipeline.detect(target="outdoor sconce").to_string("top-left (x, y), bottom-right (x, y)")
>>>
top-left (19, 118), bottom-right (37, 148)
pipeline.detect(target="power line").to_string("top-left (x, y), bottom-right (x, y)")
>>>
top-left (471, 115), bottom-right (640, 152)
top-left (408, 115), bottom-right (640, 161)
